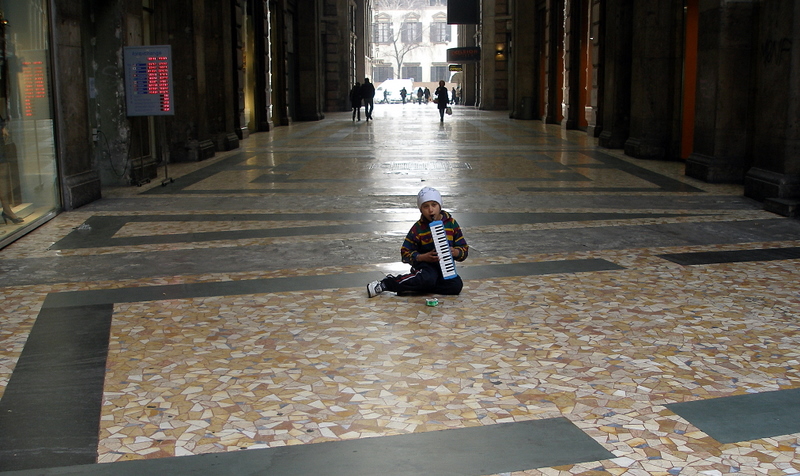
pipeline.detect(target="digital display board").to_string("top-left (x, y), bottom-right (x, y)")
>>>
top-left (123, 45), bottom-right (174, 116)
top-left (20, 50), bottom-right (49, 120)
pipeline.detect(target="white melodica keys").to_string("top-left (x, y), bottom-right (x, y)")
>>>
top-left (429, 220), bottom-right (458, 279)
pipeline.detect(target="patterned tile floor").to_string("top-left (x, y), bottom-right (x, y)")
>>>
top-left (1, 105), bottom-right (799, 475)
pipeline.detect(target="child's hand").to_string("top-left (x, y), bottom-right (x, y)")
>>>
top-left (418, 250), bottom-right (439, 262)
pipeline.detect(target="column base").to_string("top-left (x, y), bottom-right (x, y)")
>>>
top-left (685, 152), bottom-right (746, 184)
top-left (764, 198), bottom-right (800, 218)
top-left (598, 130), bottom-right (627, 149)
top-left (624, 137), bottom-right (667, 160)
top-left (176, 140), bottom-right (217, 162)
top-left (63, 171), bottom-right (101, 210)
top-left (216, 133), bottom-right (240, 151)
top-left (744, 167), bottom-right (800, 202)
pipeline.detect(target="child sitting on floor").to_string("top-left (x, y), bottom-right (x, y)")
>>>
top-left (368, 186), bottom-right (468, 297)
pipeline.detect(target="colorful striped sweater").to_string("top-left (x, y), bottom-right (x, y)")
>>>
top-left (401, 210), bottom-right (469, 267)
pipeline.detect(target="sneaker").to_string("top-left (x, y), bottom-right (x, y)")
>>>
top-left (367, 280), bottom-right (384, 298)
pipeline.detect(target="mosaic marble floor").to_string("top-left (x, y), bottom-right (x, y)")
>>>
top-left (1, 106), bottom-right (799, 475)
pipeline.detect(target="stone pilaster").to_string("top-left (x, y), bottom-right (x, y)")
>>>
top-left (508, 0), bottom-right (536, 119)
top-left (52, 0), bottom-right (101, 209)
top-left (585, 0), bottom-right (602, 137)
top-left (253, 0), bottom-right (274, 131)
top-left (542, 0), bottom-right (564, 124)
top-left (597, 0), bottom-right (632, 149)
top-left (295, 0), bottom-right (324, 120)
top-left (744, 1), bottom-right (800, 202)
top-left (624, 0), bottom-right (683, 160)
top-left (561, 0), bottom-right (580, 129)
top-left (685, 0), bottom-right (757, 183)
top-left (270, 0), bottom-right (290, 126)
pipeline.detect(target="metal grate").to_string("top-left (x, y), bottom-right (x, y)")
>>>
top-left (369, 161), bottom-right (472, 170)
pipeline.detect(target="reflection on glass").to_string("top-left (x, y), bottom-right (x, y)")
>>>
top-left (0, 1), bottom-right (60, 246)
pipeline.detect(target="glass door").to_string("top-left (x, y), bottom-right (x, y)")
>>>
top-left (0, 0), bottom-right (60, 248)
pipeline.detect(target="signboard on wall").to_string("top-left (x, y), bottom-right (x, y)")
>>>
top-left (447, 47), bottom-right (481, 63)
top-left (123, 45), bottom-right (174, 116)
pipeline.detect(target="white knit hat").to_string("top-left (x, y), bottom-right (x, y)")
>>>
top-left (417, 187), bottom-right (442, 209)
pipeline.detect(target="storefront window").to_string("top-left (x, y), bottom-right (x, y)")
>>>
top-left (0, 1), bottom-right (60, 248)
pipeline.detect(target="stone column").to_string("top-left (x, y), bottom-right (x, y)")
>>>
top-left (561, 0), bottom-right (580, 129)
top-left (458, 24), bottom-right (479, 107)
top-left (321, 0), bottom-right (351, 113)
top-left (208, 1), bottom-right (240, 151)
top-left (542, 0), bottom-right (564, 124)
top-left (624, 0), bottom-right (683, 160)
top-left (270, 0), bottom-right (290, 126)
top-left (354, 0), bottom-right (368, 98)
top-left (253, 0), bottom-right (274, 131)
top-left (232, 0), bottom-right (249, 139)
top-left (87, 0), bottom-right (155, 187)
top-left (52, 0), bottom-right (101, 209)
top-left (597, 0), bottom-right (632, 149)
top-left (493, 0), bottom-right (510, 111)
top-left (586, 0), bottom-right (602, 137)
top-left (295, 0), bottom-right (324, 120)
top-left (480, 0), bottom-right (497, 110)
top-left (508, 0), bottom-right (536, 119)
top-left (153, 0), bottom-right (214, 162)
top-left (744, 1), bottom-right (800, 203)
top-left (685, 0), bottom-right (757, 183)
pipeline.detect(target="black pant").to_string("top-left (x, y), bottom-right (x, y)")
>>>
top-left (364, 98), bottom-right (374, 119)
top-left (381, 262), bottom-right (463, 295)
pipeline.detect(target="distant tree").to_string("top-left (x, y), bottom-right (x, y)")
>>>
top-left (373, 1), bottom-right (430, 77)
top-left (375, 0), bottom-right (429, 9)
top-left (388, 23), bottom-right (429, 77)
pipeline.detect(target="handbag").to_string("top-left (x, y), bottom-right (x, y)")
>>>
top-left (445, 106), bottom-right (452, 115)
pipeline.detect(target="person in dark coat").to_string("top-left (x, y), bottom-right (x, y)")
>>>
top-left (435, 80), bottom-right (449, 123)
top-left (350, 82), bottom-right (363, 121)
top-left (361, 78), bottom-right (376, 120)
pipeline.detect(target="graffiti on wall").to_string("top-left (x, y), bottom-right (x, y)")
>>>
top-left (761, 38), bottom-right (792, 66)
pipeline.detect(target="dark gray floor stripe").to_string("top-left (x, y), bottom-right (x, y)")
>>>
top-left (666, 388), bottom-right (800, 444)
top-left (249, 175), bottom-right (594, 183)
top-left (518, 151), bottom-right (705, 193)
top-left (519, 187), bottom-right (676, 193)
top-left (55, 222), bottom-right (382, 249)
top-left (659, 247), bottom-right (800, 265)
top-left (150, 188), bottom-right (329, 195)
top-left (41, 259), bottom-right (624, 308)
top-left (142, 146), bottom-right (702, 196)
top-left (460, 259), bottom-right (623, 279)
top-left (0, 305), bottom-right (113, 471)
top-left (1, 418), bottom-right (614, 476)
top-left (142, 152), bottom-right (252, 194)
top-left (590, 151), bottom-right (706, 192)
top-left (50, 212), bottom-right (693, 250)
top-left (41, 272), bottom-right (378, 308)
